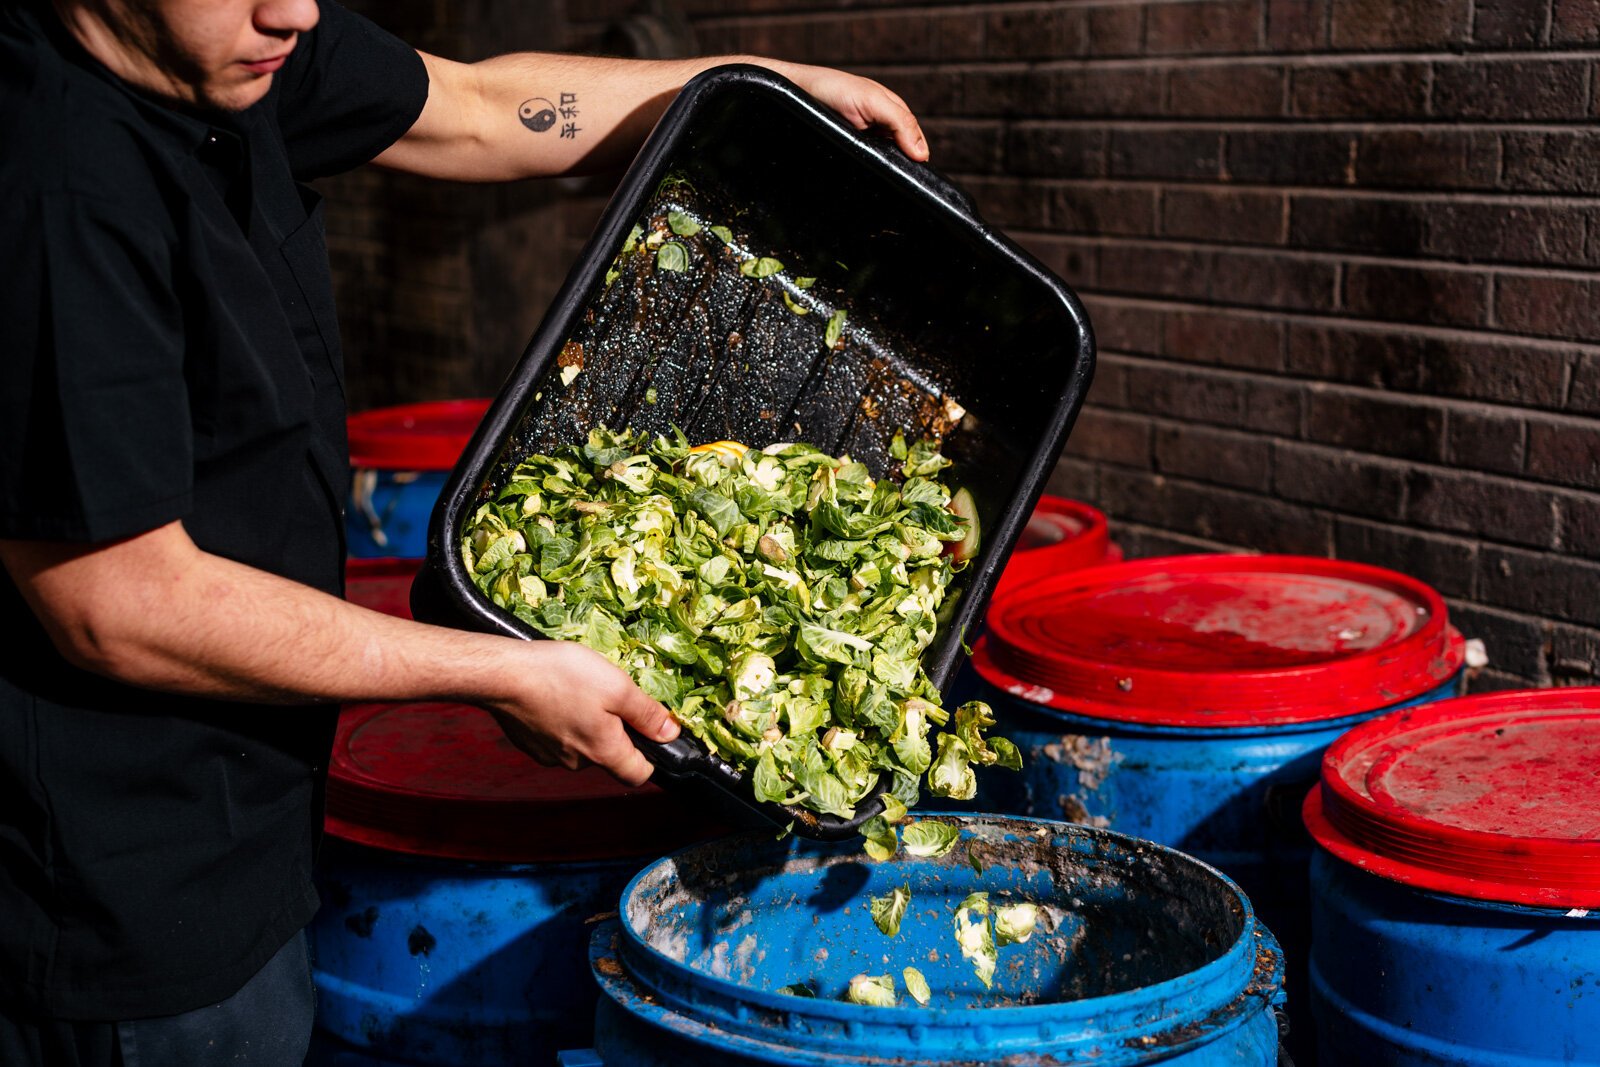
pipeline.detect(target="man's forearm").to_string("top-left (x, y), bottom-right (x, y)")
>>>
top-left (375, 51), bottom-right (925, 182)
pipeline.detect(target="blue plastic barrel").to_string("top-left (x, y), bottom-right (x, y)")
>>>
top-left (308, 701), bottom-right (713, 1065)
top-left (564, 815), bottom-right (1287, 1065)
top-left (1304, 688), bottom-right (1600, 1066)
top-left (346, 400), bottom-right (488, 558)
top-left (967, 555), bottom-right (1467, 1060)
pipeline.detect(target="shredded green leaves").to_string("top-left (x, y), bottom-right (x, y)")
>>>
top-left (462, 427), bottom-right (1010, 819)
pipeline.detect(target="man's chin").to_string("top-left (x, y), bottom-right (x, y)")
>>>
top-left (198, 74), bottom-right (274, 114)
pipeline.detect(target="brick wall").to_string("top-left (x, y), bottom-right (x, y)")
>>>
top-left (329, 0), bottom-right (1600, 691)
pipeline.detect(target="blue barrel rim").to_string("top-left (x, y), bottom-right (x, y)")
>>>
top-left (595, 814), bottom-right (1285, 1063)
top-left (982, 674), bottom-right (1463, 740)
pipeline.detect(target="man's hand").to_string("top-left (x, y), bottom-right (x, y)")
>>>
top-left (766, 62), bottom-right (927, 162)
top-left (484, 641), bottom-right (680, 787)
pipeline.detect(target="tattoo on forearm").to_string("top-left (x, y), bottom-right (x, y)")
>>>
top-left (519, 92), bottom-right (580, 138)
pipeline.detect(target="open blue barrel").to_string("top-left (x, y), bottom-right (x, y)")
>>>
top-left (1303, 688), bottom-right (1600, 1066)
top-left (966, 554), bottom-right (1466, 1058)
top-left (346, 399), bottom-right (489, 559)
top-left (308, 701), bottom-right (714, 1065)
top-left (562, 815), bottom-right (1286, 1065)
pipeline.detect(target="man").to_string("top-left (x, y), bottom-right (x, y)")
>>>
top-left (0, 0), bottom-right (928, 1061)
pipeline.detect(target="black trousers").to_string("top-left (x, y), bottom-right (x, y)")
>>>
top-left (0, 930), bottom-right (315, 1067)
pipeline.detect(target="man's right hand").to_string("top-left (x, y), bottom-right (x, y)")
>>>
top-left (484, 641), bottom-right (680, 788)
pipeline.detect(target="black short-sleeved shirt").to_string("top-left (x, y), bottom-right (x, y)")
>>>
top-left (0, 0), bottom-right (427, 1019)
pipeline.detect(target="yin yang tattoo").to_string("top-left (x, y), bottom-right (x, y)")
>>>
top-left (518, 97), bottom-right (557, 132)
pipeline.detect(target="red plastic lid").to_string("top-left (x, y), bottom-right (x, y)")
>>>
top-left (1305, 688), bottom-right (1600, 909)
top-left (973, 554), bottom-right (1465, 727)
top-left (326, 702), bottom-right (710, 863)
top-left (344, 558), bottom-right (420, 620)
top-left (346, 398), bottom-right (491, 471)
top-left (995, 496), bottom-right (1120, 594)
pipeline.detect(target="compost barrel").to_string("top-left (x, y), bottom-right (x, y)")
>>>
top-left (968, 554), bottom-right (1466, 1055)
top-left (992, 495), bottom-right (1122, 598)
top-left (308, 700), bottom-right (712, 1065)
top-left (562, 815), bottom-right (1285, 1065)
top-left (1303, 687), bottom-right (1600, 1066)
top-left (346, 399), bottom-right (488, 558)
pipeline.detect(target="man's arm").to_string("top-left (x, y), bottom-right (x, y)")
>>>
top-left (374, 52), bottom-right (927, 181)
top-left (0, 522), bottom-right (679, 785)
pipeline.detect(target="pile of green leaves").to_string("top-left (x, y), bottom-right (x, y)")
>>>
top-left (461, 426), bottom-right (1015, 818)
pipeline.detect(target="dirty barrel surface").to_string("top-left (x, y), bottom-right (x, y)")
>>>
top-left (967, 554), bottom-right (1466, 1056)
top-left (564, 815), bottom-right (1285, 1065)
top-left (1303, 688), bottom-right (1600, 1066)
top-left (346, 399), bottom-right (489, 559)
top-left (308, 701), bottom-right (712, 1065)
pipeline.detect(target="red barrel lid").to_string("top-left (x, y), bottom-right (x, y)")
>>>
top-left (996, 496), bottom-right (1119, 594)
top-left (344, 558), bottom-right (420, 620)
top-left (326, 702), bottom-right (712, 863)
top-left (347, 398), bottom-right (490, 471)
top-left (973, 554), bottom-right (1465, 727)
top-left (1304, 688), bottom-right (1600, 909)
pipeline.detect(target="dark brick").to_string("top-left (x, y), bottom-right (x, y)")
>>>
top-left (1572, 354), bottom-right (1600, 415)
top-left (1344, 264), bottom-right (1491, 328)
top-left (1527, 418), bottom-right (1600, 489)
top-left (1089, 356), bottom-right (1131, 407)
top-left (1046, 457), bottom-right (1100, 502)
top-left (1116, 357), bottom-right (1303, 435)
top-left (1358, 130), bottom-right (1500, 190)
top-left (1433, 59), bottom-right (1592, 120)
top-left (1423, 337), bottom-right (1574, 409)
top-left (1226, 129), bottom-right (1354, 185)
top-left (1336, 518), bottom-right (1478, 598)
top-left (1551, 0), bottom-right (1600, 42)
top-left (1560, 495), bottom-right (1600, 556)
top-left (1146, 0), bottom-right (1263, 54)
top-left (957, 68), bottom-right (1055, 117)
top-left (1289, 196), bottom-right (1426, 257)
top-left (1548, 621), bottom-right (1600, 685)
top-left (1015, 234), bottom-right (1098, 289)
top-left (1286, 324), bottom-right (1429, 392)
top-left (1212, 249), bottom-right (1341, 310)
top-left (1472, 0), bottom-right (1552, 45)
top-left (1109, 129), bottom-right (1224, 180)
top-left (1051, 185), bottom-right (1160, 236)
top-left (1063, 406), bottom-right (1153, 466)
top-left (1080, 296), bottom-right (1163, 355)
top-left (1546, 92), bottom-right (1600, 151)
top-left (1306, 389), bottom-right (1447, 462)
top-left (1446, 407), bottom-right (1526, 476)
top-left (1162, 188), bottom-right (1287, 245)
top-left (1099, 468), bottom-right (1334, 554)
top-left (964, 177), bottom-right (1051, 229)
top-left (925, 120), bottom-right (1004, 173)
top-left (1273, 442), bottom-right (1409, 519)
top-left (1479, 546), bottom-right (1600, 626)
top-left (1163, 308), bottom-right (1285, 371)
top-left (985, 5), bottom-right (1087, 60)
top-left (1006, 124), bottom-right (1106, 178)
top-left (1047, 68), bottom-right (1164, 118)
top-left (1290, 61), bottom-right (1430, 118)
top-left (1115, 522), bottom-right (1236, 558)
top-left (1267, 0), bottom-right (1331, 49)
top-left (1087, 4), bottom-right (1145, 55)
top-left (1096, 242), bottom-right (1213, 301)
top-left (1330, 0), bottom-right (1471, 46)
top-left (1407, 469), bottom-right (1559, 547)
top-left (1496, 274), bottom-right (1600, 341)
top-left (1466, 667), bottom-right (1542, 693)
top-left (1154, 422), bottom-right (1275, 492)
top-left (1422, 201), bottom-right (1595, 267)
top-left (1167, 65), bottom-right (1287, 118)
top-left (1445, 601), bottom-right (1552, 682)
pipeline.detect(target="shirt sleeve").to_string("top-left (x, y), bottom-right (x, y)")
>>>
top-left (0, 191), bottom-right (193, 542)
top-left (275, 1), bottom-right (431, 181)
